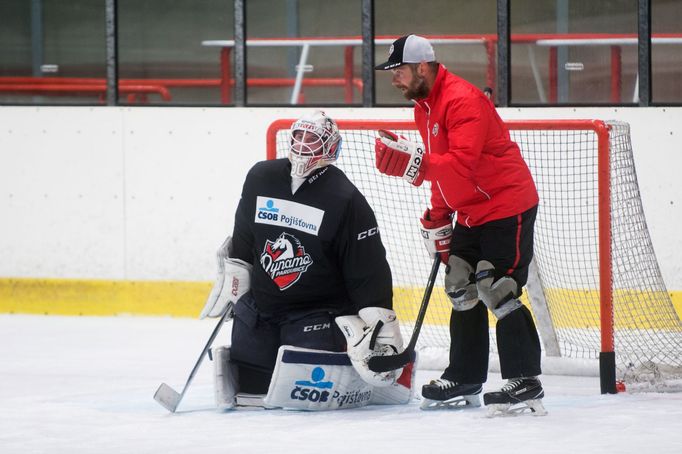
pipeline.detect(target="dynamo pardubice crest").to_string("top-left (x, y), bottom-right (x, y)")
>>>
top-left (260, 232), bottom-right (313, 290)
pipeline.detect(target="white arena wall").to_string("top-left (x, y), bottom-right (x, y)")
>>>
top-left (0, 106), bottom-right (680, 314)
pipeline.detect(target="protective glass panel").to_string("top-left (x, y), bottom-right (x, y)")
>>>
top-left (511, 0), bottom-right (638, 105)
top-left (652, 0), bottom-right (682, 103)
top-left (245, 0), bottom-right (362, 105)
top-left (0, 0), bottom-right (105, 105)
top-left (118, 0), bottom-right (233, 105)
top-left (374, 0), bottom-right (496, 105)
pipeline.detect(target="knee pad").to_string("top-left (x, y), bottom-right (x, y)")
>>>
top-left (475, 260), bottom-right (522, 320)
top-left (444, 255), bottom-right (478, 311)
top-left (212, 345), bottom-right (239, 410)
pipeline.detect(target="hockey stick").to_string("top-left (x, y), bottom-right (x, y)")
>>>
top-left (153, 302), bottom-right (234, 413)
top-left (368, 255), bottom-right (441, 373)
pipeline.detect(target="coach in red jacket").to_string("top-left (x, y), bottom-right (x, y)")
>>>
top-left (374, 35), bottom-right (545, 413)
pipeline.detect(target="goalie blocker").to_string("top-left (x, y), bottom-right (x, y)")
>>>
top-left (212, 345), bottom-right (415, 411)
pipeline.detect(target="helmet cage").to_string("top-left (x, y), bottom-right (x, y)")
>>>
top-left (288, 113), bottom-right (342, 178)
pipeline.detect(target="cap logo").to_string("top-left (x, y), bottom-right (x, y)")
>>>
top-left (388, 44), bottom-right (395, 56)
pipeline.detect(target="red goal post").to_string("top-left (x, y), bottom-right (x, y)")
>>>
top-left (266, 118), bottom-right (682, 393)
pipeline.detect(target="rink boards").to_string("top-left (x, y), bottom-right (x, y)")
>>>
top-left (1, 277), bottom-right (680, 330)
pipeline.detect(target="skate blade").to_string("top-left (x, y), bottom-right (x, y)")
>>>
top-left (420, 394), bottom-right (481, 410)
top-left (485, 399), bottom-right (547, 418)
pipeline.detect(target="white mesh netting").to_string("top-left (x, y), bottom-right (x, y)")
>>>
top-left (270, 119), bottom-right (682, 389)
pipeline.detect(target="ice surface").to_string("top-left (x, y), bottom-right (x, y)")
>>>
top-left (1, 314), bottom-right (680, 454)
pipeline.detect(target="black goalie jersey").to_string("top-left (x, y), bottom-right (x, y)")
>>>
top-left (230, 159), bottom-right (393, 316)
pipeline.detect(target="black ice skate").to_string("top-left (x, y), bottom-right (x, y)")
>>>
top-left (420, 378), bottom-right (482, 410)
top-left (483, 377), bottom-right (547, 417)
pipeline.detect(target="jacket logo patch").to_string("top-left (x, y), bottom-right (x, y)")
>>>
top-left (432, 123), bottom-right (439, 137)
top-left (260, 232), bottom-right (313, 291)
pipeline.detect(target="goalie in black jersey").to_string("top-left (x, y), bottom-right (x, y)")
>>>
top-left (199, 110), bottom-right (414, 411)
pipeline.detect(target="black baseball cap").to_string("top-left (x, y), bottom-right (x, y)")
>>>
top-left (375, 34), bottom-right (436, 70)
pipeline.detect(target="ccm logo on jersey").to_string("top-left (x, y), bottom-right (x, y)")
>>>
top-left (255, 196), bottom-right (324, 236)
top-left (357, 226), bottom-right (379, 240)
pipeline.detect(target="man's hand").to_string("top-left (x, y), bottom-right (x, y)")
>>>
top-left (374, 129), bottom-right (426, 186)
top-left (420, 209), bottom-right (452, 263)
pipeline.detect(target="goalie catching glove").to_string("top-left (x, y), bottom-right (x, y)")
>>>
top-left (375, 129), bottom-right (426, 186)
top-left (199, 236), bottom-right (252, 319)
top-left (420, 209), bottom-right (452, 264)
top-left (335, 307), bottom-right (404, 387)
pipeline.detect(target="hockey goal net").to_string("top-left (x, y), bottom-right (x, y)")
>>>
top-left (266, 118), bottom-right (682, 392)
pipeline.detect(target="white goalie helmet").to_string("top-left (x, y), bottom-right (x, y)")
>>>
top-left (288, 110), bottom-right (342, 178)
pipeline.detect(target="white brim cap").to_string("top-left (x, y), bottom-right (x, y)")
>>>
top-left (375, 34), bottom-right (436, 70)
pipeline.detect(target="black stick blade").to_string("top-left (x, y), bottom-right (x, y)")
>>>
top-left (367, 349), bottom-right (416, 373)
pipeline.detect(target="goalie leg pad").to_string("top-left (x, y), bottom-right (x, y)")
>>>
top-left (475, 260), bottom-right (522, 320)
top-left (369, 355), bottom-right (416, 406)
top-left (212, 346), bottom-right (239, 410)
top-left (444, 255), bottom-right (478, 311)
top-left (214, 346), bottom-right (272, 410)
top-left (263, 345), bottom-right (373, 411)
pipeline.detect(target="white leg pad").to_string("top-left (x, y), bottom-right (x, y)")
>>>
top-left (212, 346), bottom-right (238, 410)
top-left (369, 352), bottom-right (417, 405)
top-left (263, 345), bottom-right (375, 411)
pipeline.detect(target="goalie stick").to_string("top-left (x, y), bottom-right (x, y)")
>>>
top-left (368, 255), bottom-right (441, 373)
top-left (153, 302), bottom-right (234, 413)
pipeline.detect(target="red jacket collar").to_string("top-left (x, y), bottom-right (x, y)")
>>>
top-left (416, 63), bottom-right (447, 109)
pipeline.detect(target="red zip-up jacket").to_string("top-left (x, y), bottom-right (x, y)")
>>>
top-left (416, 64), bottom-right (539, 227)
